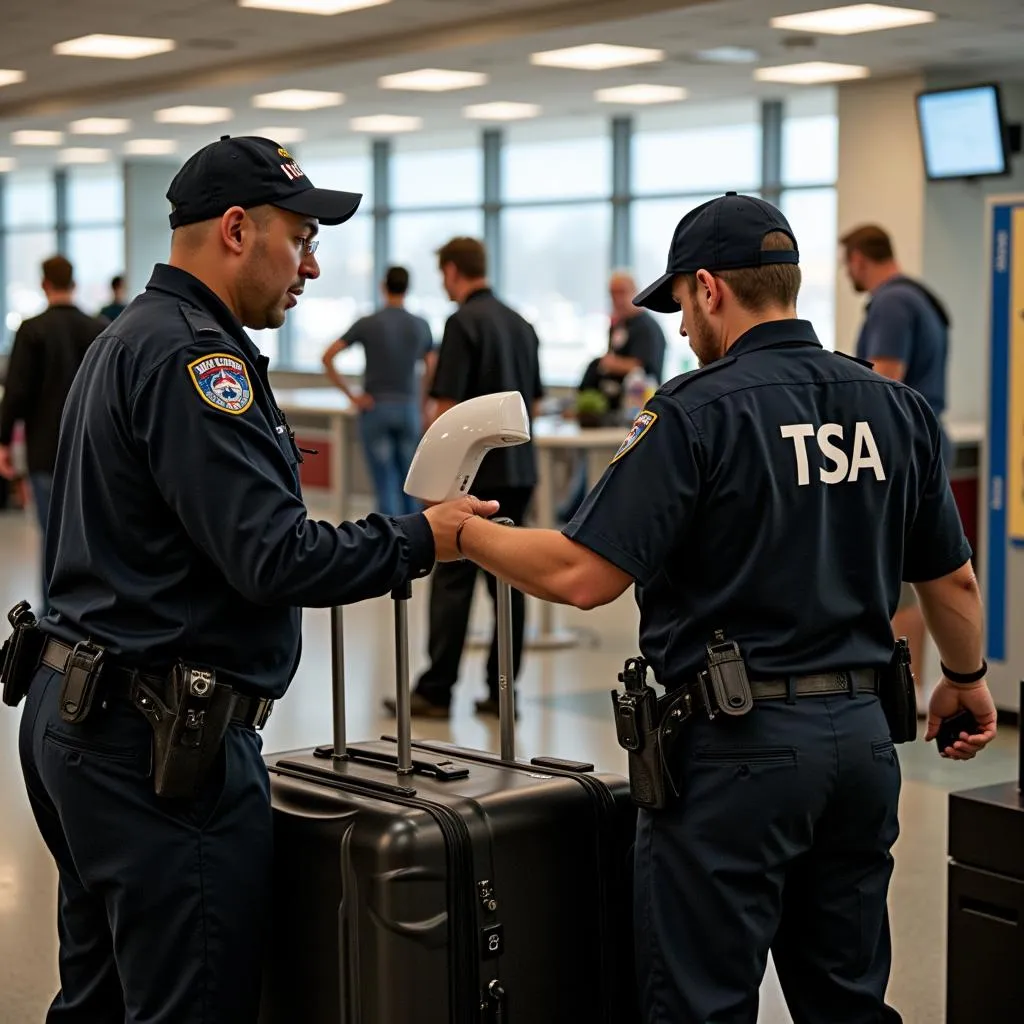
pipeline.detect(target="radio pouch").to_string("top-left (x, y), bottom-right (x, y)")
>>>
top-left (1, 601), bottom-right (45, 708)
top-left (880, 637), bottom-right (917, 743)
top-left (135, 664), bottom-right (238, 800)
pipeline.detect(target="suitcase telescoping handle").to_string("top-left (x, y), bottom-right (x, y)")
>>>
top-left (330, 606), bottom-right (346, 759)
top-left (492, 517), bottom-right (517, 762)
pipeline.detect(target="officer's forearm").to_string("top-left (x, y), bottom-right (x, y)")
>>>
top-left (458, 518), bottom-right (629, 610)
top-left (913, 562), bottom-right (984, 674)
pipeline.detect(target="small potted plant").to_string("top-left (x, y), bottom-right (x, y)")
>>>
top-left (576, 389), bottom-right (609, 428)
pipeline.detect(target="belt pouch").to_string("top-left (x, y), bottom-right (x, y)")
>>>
top-left (879, 639), bottom-right (917, 743)
top-left (146, 664), bottom-right (238, 800)
top-left (1, 602), bottom-right (45, 708)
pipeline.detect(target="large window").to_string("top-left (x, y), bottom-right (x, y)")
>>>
top-left (503, 203), bottom-right (611, 384)
top-left (0, 97), bottom-right (840, 371)
top-left (781, 89), bottom-right (839, 350)
top-left (288, 144), bottom-right (374, 371)
top-left (66, 165), bottom-right (125, 317)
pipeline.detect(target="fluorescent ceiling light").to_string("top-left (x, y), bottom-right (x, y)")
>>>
top-left (696, 46), bottom-right (760, 64)
top-left (70, 117), bottom-right (131, 135)
top-left (755, 61), bottom-right (870, 84)
top-left (0, 158), bottom-right (16, 172)
top-left (11, 130), bottom-right (63, 146)
top-left (124, 138), bottom-right (178, 156)
top-left (379, 68), bottom-right (488, 92)
top-left (53, 34), bottom-right (176, 60)
top-left (463, 101), bottom-right (541, 121)
top-left (155, 105), bottom-right (233, 124)
top-left (238, 0), bottom-right (391, 14)
top-left (595, 84), bottom-right (687, 105)
top-left (350, 114), bottom-right (422, 133)
top-left (0, 70), bottom-right (25, 88)
top-left (59, 148), bottom-right (111, 165)
top-left (770, 4), bottom-right (936, 35)
top-left (253, 89), bottom-right (343, 110)
top-left (530, 44), bottom-right (665, 71)
top-left (255, 126), bottom-right (307, 143)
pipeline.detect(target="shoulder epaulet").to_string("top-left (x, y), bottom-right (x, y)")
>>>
top-left (660, 355), bottom-right (737, 396)
top-left (179, 303), bottom-right (225, 343)
top-left (833, 351), bottom-right (874, 369)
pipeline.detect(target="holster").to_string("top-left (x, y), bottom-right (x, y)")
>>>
top-left (879, 637), bottom-right (917, 743)
top-left (611, 658), bottom-right (692, 811)
top-left (132, 663), bottom-right (238, 800)
top-left (1, 601), bottom-right (45, 708)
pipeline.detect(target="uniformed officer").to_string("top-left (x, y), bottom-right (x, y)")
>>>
top-left (454, 193), bottom-right (997, 1022)
top-left (15, 136), bottom-right (497, 1023)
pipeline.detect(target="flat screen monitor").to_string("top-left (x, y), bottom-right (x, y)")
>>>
top-left (916, 84), bottom-right (1009, 180)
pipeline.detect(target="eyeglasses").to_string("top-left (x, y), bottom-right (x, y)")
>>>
top-left (299, 238), bottom-right (319, 258)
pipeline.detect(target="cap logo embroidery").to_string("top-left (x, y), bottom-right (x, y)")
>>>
top-left (611, 410), bottom-right (658, 463)
top-left (280, 160), bottom-right (306, 182)
top-left (277, 147), bottom-right (292, 158)
top-left (188, 353), bottom-right (254, 415)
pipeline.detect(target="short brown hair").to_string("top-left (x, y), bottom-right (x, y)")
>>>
top-left (437, 237), bottom-right (487, 279)
top-left (839, 224), bottom-right (894, 263)
top-left (684, 231), bottom-right (801, 312)
top-left (42, 255), bottom-right (74, 291)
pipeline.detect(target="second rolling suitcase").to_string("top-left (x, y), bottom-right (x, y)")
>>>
top-left (259, 568), bottom-right (640, 1023)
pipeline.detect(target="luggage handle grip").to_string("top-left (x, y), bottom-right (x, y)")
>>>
top-left (273, 759), bottom-right (417, 798)
top-left (342, 742), bottom-right (470, 781)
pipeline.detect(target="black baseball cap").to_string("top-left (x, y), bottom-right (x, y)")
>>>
top-left (166, 135), bottom-right (362, 229)
top-left (633, 192), bottom-right (799, 314)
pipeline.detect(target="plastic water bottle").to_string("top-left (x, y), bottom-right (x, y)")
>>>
top-left (623, 367), bottom-right (647, 421)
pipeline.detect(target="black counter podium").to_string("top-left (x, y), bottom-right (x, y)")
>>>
top-left (946, 683), bottom-right (1024, 1023)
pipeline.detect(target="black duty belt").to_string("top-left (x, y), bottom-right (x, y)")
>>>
top-left (747, 669), bottom-right (878, 700)
top-left (41, 638), bottom-right (274, 730)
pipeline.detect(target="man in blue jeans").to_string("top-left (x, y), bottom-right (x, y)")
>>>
top-left (322, 266), bottom-right (434, 517)
top-left (0, 255), bottom-right (105, 614)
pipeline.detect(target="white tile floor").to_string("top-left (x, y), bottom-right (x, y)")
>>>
top-left (0, 500), bottom-right (1018, 1022)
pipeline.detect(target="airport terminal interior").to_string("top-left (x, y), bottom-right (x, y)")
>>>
top-left (2, 1), bottom-right (1024, 1021)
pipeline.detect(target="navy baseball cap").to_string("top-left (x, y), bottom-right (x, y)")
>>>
top-left (633, 192), bottom-right (799, 313)
top-left (166, 135), bottom-right (362, 229)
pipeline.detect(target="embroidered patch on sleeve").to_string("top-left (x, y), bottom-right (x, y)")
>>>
top-left (187, 353), bottom-right (254, 415)
top-left (611, 410), bottom-right (658, 463)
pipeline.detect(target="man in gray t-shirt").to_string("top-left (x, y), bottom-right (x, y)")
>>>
top-left (322, 266), bottom-right (434, 516)
top-left (842, 223), bottom-right (953, 707)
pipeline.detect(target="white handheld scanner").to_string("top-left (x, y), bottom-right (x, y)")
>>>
top-left (404, 391), bottom-right (531, 503)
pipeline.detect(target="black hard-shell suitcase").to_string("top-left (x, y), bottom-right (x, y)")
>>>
top-left (259, 572), bottom-right (639, 1023)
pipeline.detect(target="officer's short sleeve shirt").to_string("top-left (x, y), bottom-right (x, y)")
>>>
top-left (564, 319), bottom-right (970, 685)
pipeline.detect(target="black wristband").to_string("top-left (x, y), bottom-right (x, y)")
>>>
top-left (455, 517), bottom-right (472, 556)
top-left (940, 660), bottom-right (987, 684)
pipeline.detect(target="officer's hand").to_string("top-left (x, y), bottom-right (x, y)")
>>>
top-left (0, 445), bottom-right (15, 481)
top-left (422, 497), bottom-right (500, 562)
top-left (354, 393), bottom-right (375, 412)
top-left (925, 678), bottom-right (997, 760)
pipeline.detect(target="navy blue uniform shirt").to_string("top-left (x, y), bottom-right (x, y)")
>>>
top-left (42, 264), bottom-right (435, 699)
top-left (565, 319), bottom-right (970, 686)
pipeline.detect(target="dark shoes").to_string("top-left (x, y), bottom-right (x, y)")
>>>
top-left (380, 693), bottom-right (519, 720)
top-left (382, 693), bottom-right (450, 719)
top-left (474, 698), bottom-right (520, 721)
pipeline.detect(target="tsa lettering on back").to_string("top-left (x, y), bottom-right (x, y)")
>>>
top-left (779, 422), bottom-right (886, 486)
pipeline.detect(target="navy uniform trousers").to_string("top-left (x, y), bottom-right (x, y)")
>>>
top-left (19, 666), bottom-right (272, 1023)
top-left (635, 691), bottom-right (904, 1024)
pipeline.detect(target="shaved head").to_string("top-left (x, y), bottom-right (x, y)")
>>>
top-left (609, 270), bottom-right (639, 318)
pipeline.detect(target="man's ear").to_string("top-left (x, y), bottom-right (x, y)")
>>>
top-left (220, 207), bottom-right (247, 255)
top-left (695, 269), bottom-right (722, 313)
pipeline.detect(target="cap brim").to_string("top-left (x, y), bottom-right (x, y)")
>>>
top-left (275, 187), bottom-right (363, 226)
top-left (632, 272), bottom-right (679, 315)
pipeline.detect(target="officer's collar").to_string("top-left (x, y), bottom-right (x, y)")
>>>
top-left (727, 318), bottom-right (821, 357)
top-left (146, 264), bottom-right (262, 363)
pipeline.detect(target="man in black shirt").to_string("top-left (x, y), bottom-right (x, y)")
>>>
top-left (580, 270), bottom-right (667, 413)
top-left (390, 237), bottom-right (545, 718)
top-left (0, 255), bottom-right (105, 613)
